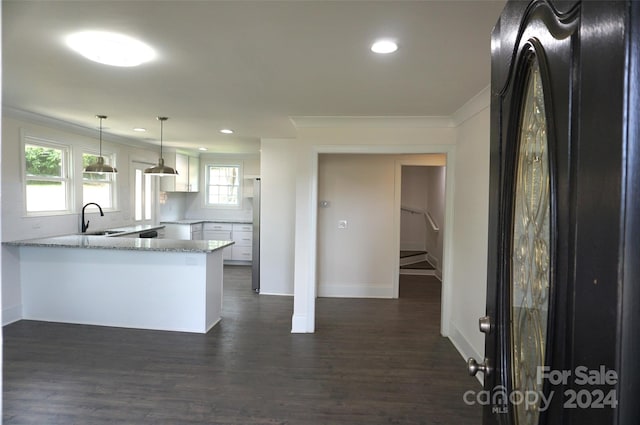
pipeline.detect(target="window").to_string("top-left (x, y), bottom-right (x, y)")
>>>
top-left (205, 164), bottom-right (241, 207)
top-left (24, 139), bottom-right (70, 213)
top-left (132, 162), bottom-right (154, 223)
top-left (82, 152), bottom-right (116, 209)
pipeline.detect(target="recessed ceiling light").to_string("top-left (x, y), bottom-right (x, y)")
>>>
top-left (371, 39), bottom-right (398, 54)
top-left (66, 31), bottom-right (156, 67)
top-left (133, 127), bottom-right (147, 132)
top-left (198, 147), bottom-right (208, 151)
top-left (220, 129), bottom-right (234, 134)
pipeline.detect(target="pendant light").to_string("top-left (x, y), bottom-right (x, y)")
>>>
top-left (84, 115), bottom-right (117, 173)
top-left (144, 116), bottom-right (178, 176)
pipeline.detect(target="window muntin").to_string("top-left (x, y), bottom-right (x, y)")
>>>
top-left (206, 164), bottom-right (241, 207)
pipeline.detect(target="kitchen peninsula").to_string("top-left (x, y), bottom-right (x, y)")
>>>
top-left (4, 233), bottom-right (234, 333)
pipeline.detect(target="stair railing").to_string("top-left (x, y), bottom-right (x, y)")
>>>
top-left (401, 205), bottom-right (439, 232)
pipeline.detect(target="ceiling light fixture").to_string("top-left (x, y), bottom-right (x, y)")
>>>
top-left (198, 147), bottom-right (208, 151)
top-left (220, 128), bottom-right (234, 134)
top-left (133, 127), bottom-right (147, 132)
top-left (144, 117), bottom-right (178, 176)
top-left (66, 31), bottom-right (156, 67)
top-left (371, 39), bottom-right (398, 54)
top-left (84, 115), bottom-right (117, 174)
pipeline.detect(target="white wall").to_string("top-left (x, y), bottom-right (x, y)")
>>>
top-left (447, 87), bottom-right (491, 363)
top-left (260, 139), bottom-right (296, 296)
top-left (317, 154), bottom-right (397, 298)
top-left (285, 120), bottom-right (457, 332)
top-left (1, 112), bottom-right (159, 325)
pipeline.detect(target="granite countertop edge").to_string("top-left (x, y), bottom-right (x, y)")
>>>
top-left (3, 232), bottom-right (235, 253)
top-left (3, 238), bottom-right (235, 253)
top-left (161, 219), bottom-right (253, 225)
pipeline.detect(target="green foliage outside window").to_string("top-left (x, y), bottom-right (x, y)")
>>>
top-left (25, 145), bottom-right (62, 178)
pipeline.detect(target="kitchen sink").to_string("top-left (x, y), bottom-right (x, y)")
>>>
top-left (82, 230), bottom-right (125, 236)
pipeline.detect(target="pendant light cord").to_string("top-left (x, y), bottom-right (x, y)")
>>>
top-left (157, 116), bottom-right (168, 158)
top-left (96, 114), bottom-right (107, 157)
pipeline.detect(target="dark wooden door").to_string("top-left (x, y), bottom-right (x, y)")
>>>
top-left (469, 1), bottom-right (640, 424)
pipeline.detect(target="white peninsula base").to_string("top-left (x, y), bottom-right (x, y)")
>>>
top-left (19, 247), bottom-right (224, 333)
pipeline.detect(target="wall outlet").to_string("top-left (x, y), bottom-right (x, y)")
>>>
top-left (338, 220), bottom-right (348, 229)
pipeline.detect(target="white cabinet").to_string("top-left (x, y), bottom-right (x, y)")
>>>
top-left (188, 156), bottom-right (199, 192)
top-left (203, 223), bottom-right (232, 260)
top-left (160, 153), bottom-right (199, 192)
top-left (201, 222), bottom-right (252, 262)
top-left (163, 223), bottom-right (203, 240)
top-left (231, 224), bottom-right (253, 261)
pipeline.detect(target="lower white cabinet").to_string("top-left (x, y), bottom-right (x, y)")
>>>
top-left (164, 223), bottom-right (203, 240)
top-left (163, 222), bottom-right (252, 263)
top-left (231, 224), bottom-right (253, 261)
top-left (203, 223), bottom-right (232, 260)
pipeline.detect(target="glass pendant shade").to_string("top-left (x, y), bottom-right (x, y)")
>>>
top-left (84, 115), bottom-right (117, 174)
top-left (144, 117), bottom-right (178, 176)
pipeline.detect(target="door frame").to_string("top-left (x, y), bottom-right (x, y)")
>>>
top-left (308, 144), bottom-right (456, 337)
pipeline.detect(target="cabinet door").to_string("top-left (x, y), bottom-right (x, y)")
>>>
top-left (163, 224), bottom-right (191, 240)
top-left (232, 230), bottom-right (252, 247)
top-left (231, 246), bottom-right (252, 261)
top-left (188, 156), bottom-right (199, 192)
top-left (174, 154), bottom-right (189, 192)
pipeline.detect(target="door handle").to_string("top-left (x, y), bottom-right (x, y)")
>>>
top-left (468, 357), bottom-right (491, 376)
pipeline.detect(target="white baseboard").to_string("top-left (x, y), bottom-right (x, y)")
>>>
top-left (400, 253), bottom-right (428, 266)
top-left (258, 291), bottom-right (294, 297)
top-left (448, 321), bottom-right (484, 386)
top-left (3, 304), bottom-right (22, 326)
top-left (317, 283), bottom-right (393, 298)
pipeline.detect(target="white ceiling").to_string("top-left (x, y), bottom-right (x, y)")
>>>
top-left (3, 0), bottom-right (506, 154)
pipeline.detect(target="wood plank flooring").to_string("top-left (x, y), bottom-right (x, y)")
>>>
top-left (3, 267), bottom-right (482, 424)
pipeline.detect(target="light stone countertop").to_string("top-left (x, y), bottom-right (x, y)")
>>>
top-left (161, 219), bottom-right (253, 225)
top-left (3, 234), bottom-right (234, 253)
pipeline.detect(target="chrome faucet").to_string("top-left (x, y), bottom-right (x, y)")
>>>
top-left (81, 202), bottom-right (104, 233)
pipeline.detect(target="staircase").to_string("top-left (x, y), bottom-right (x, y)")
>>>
top-left (400, 250), bottom-right (436, 276)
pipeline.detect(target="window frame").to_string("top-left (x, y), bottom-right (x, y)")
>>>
top-left (22, 136), bottom-right (72, 216)
top-left (81, 150), bottom-right (118, 211)
top-left (204, 162), bottom-right (243, 209)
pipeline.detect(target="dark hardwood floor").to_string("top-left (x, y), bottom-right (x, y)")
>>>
top-left (3, 267), bottom-right (482, 424)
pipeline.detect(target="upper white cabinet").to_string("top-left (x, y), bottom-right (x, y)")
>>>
top-left (161, 152), bottom-right (200, 192)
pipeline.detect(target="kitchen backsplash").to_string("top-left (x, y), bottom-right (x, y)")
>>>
top-left (159, 192), bottom-right (253, 222)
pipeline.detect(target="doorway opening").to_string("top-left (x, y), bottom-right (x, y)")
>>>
top-left (399, 164), bottom-right (446, 300)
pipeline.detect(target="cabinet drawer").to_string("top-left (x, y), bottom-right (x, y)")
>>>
top-left (232, 223), bottom-right (253, 232)
top-left (232, 231), bottom-right (253, 246)
top-left (231, 246), bottom-right (252, 261)
top-left (203, 223), bottom-right (232, 232)
top-left (203, 230), bottom-right (232, 241)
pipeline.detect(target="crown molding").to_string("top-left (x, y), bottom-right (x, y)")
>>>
top-left (451, 85), bottom-right (491, 127)
top-left (290, 115), bottom-right (455, 129)
top-left (3, 107), bottom-right (154, 150)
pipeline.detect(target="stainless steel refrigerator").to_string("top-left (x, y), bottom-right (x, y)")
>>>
top-left (251, 178), bottom-right (260, 292)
